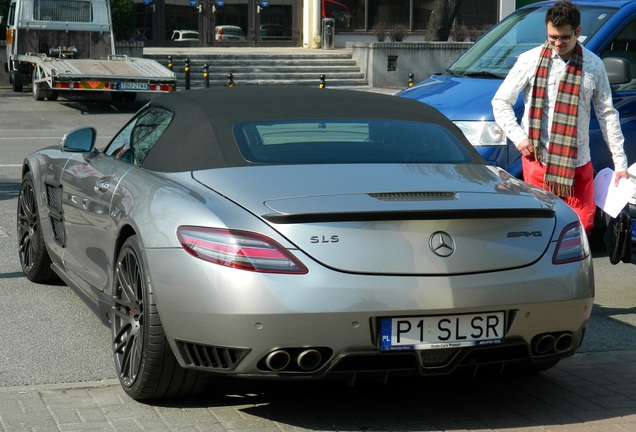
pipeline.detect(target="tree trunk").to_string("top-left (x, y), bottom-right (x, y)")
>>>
top-left (427, 0), bottom-right (463, 41)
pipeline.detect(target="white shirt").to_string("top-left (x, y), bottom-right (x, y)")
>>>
top-left (492, 44), bottom-right (628, 172)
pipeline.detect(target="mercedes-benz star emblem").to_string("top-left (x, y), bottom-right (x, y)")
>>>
top-left (429, 231), bottom-right (455, 257)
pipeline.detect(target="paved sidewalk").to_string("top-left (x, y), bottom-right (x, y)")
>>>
top-left (2, 350), bottom-right (636, 432)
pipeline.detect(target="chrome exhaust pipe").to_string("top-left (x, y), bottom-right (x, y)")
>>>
top-left (297, 349), bottom-right (322, 371)
top-left (532, 334), bottom-right (556, 355)
top-left (554, 333), bottom-right (575, 353)
top-left (265, 350), bottom-right (291, 371)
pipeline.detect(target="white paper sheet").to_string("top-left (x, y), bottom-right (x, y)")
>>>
top-left (593, 167), bottom-right (636, 218)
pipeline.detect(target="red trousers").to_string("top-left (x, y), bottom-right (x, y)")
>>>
top-left (522, 157), bottom-right (595, 235)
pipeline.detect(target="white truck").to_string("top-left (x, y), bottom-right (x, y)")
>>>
top-left (4, 0), bottom-right (176, 101)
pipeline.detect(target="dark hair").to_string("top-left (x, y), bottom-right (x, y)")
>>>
top-left (545, 1), bottom-right (580, 29)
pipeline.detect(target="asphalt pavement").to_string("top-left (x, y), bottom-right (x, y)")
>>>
top-left (2, 350), bottom-right (636, 432)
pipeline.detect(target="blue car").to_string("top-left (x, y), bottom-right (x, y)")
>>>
top-left (398, 0), bottom-right (636, 179)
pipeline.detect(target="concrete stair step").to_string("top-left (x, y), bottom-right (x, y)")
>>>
top-left (144, 51), bottom-right (367, 87)
top-left (175, 71), bottom-right (365, 79)
top-left (176, 78), bottom-right (369, 87)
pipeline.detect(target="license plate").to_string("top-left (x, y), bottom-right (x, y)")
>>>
top-left (379, 312), bottom-right (505, 351)
top-left (118, 82), bottom-right (148, 90)
top-left (632, 219), bottom-right (636, 242)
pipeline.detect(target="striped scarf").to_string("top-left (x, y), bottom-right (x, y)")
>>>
top-left (527, 41), bottom-right (583, 198)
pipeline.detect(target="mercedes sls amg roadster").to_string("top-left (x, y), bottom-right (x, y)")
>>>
top-left (17, 86), bottom-right (594, 400)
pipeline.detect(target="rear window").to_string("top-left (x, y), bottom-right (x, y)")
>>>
top-left (233, 119), bottom-right (473, 164)
top-left (33, 0), bottom-right (92, 22)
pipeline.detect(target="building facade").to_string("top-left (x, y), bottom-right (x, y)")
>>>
top-left (135, 0), bottom-right (517, 48)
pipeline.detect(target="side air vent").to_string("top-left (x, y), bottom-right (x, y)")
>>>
top-left (369, 192), bottom-right (457, 201)
top-left (176, 341), bottom-right (250, 371)
top-left (45, 183), bottom-right (62, 211)
top-left (49, 217), bottom-right (65, 246)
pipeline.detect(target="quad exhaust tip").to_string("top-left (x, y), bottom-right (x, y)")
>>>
top-left (531, 332), bottom-right (575, 356)
top-left (265, 350), bottom-right (291, 371)
top-left (263, 348), bottom-right (325, 372)
top-left (297, 349), bottom-right (322, 371)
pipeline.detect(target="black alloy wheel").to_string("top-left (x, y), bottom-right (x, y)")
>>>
top-left (111, 235), bottom-right (210, 400)
top-left (17, 172), bottom-right (57, 282)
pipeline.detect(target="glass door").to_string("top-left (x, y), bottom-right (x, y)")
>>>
top-left (204, 0), bottom-right (300, 46)
top-left (256, 0), bottom-right (298, 46)
top-left (209, 0), bottom-right (250, 46)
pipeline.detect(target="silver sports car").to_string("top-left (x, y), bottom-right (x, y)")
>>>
top-left (17, 86), bottom-right (594, 400)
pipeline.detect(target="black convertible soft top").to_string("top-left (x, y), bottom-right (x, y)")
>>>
top-left (140, 86), bottom-right (480, 172)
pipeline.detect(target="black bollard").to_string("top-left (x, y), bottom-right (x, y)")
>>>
top-left (319, 74), bottom-right (326, 89)
top-left (185, 59), bottom-right (191, 90)
top-left (203, 64), bottom-right (209, 88)
top-left (167, 55), bottom-right (173, 71)
top-left (226, 73), bottom-right (234, 88)
top-left (408, 73), bottom-right (414, 87)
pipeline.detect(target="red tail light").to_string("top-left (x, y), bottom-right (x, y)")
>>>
top-left (552, 222), bottom-right (590, 264)
top-left (177, 226), bottom-right (308, 274)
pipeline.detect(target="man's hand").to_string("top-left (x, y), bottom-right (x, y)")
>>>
top-left (517, 138), bottom-right (534, 157)
top-left (614, 170), bottom-right (629, 186)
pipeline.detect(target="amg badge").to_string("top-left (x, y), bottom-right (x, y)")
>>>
top-left (507, 231), bottom-right (542, 237)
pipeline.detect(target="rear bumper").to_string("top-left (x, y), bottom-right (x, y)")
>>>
top-left (145, 247), bottom-right (594, 379)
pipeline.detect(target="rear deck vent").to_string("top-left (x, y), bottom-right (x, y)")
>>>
top-left (176, 341), bottom-right (250, 371)
top-left (369, 192), bottom-right (456, 201)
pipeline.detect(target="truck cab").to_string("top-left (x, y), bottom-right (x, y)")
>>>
top-left (398, 0), bottom-right (636, 179)
top-left (3, 0), bottom-right (175, 100)
top-left (5, 0), bottom-right (115, 92)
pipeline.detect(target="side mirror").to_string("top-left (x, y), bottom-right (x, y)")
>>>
top-left (61, 127), bottom-right (97, 152)
top-left (603, 57), bottom-right (632, 85)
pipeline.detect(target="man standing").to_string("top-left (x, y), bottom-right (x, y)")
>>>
top-left (492, 0), bottom-right (628, 235)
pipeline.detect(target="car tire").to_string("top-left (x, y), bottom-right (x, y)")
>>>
top-left (32, 68), bottom-right (45, 101)
top-left (17, 171), bottom-right (58, 283)
top-left (111, 235), bottom-right (210, 400)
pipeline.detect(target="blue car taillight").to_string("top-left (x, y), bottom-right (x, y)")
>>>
top-left (552, 222), bottom-right (590, 264)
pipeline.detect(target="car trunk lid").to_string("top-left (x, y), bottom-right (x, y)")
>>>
top-left (192, 164), bottom-right (556, 275)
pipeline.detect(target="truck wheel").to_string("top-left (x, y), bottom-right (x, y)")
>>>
top-left (12, 71), bottom-right (23, 92)
top-left (123, 92), bottom-right (137, 102)
top-left (47, 92), bottom-right (59, 101)
top-left (32, 68), bottom-right (45, 101)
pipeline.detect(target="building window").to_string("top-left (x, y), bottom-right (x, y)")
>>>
top-left (337, 0), bottom-right (497, 34)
